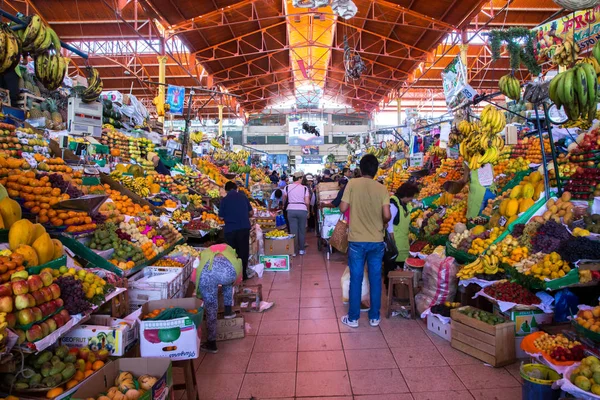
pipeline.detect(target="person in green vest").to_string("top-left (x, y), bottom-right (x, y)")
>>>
top-left (385, 183), bottom-right (420, 288)
top-left (458, 163), bottom-right (494, 219)
top-left (192, 243), bottom-right (242, 354)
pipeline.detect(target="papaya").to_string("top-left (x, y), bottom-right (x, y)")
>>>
top-left (522, 183), bottom-right (535, 199)
top-left (0, 213), bottom-right (4, 229)
top-left (51, 239), bottom-right (64, 260)
top-left (506, 199), bottom-right (519, 217)
top-left (150, 183), bottom-right (161, 194)
top-left (509, 185), bottom-right (522, 199)
top-left (0, 183), bottom-right (8, 202)
top-left (9, 219), bottom-right (34, 250)
top-left (507, 215), bottom-right (518, 225)
top-left (529, 171), bottom-right (542, 185)
top-left (29, 223), bottom-right (46, 245)
top-left (0, 197), bottom-right (22, 228)
top-left (32, 233), bottom-right (54, 265)
top-left (519, 198), bottom-right (534, 213)
top-left (499, 199), bottom-right (510, 216)
top-left (14, 244), bottom-right (39, 267)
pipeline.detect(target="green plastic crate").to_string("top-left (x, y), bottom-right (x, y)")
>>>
top-left (422, 194), bottom-right (441, 208)
top-left (544, 268), bottom-right (580, 290)
top-left (498, 171), bottom-right (530, 194)
top-left (26, 255), bottom-right (67, 274)
top-left (446, 241), bottom-right (477, 264)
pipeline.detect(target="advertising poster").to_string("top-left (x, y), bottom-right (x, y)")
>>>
top-left (301, 145), bottom-right (319, 154)
top-left (289, 120), bottom-right (325, 146)
top-left (441, 56), bottom-right (477, 109)
top-left (533, 7), bottom-right (600, 63)
top-left (166, 85), bottom-right (185, 115)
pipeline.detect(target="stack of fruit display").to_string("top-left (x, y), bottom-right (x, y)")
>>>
top-left (102, 185), bottom-right (152, 216)
top-left (111, 173), bottom-right (152, 198)
top-left (102, 130), bottom-right (132, 161)
top-left (185, 219), bottom-right (213, 232)
top-left (510, 136), bottom-right (551, 164)
top-left (201, 212), bottom-right (224, 228)
top-left (532, 333), bottom-right (585, 361)
top-left (16, 126), bottom-right (50, 155)
top-left (171, 209), bottom-right (191, 225)
top-left (55, 266), bottom-right (110, 302)
top-left (194, 158), bottom-right (227, 186)
top-left (8, 214), bottom-right (65, 267)
top-left (499, 157), bottom-right (529, 175)
top-left (438, 200), bottom-right (467, 235)
top-left (78, 370), bottom-right (158, 400)
top-left (458, 307), bottom-right (507, 325)
top-left (265, 229), bottom-right (289, 238)
top-left (569, 356), bottom-right (600, 395)
top-left (458, 105), bottom-right (506, 170)
top-left (521, 251), bottom-right (572, 281)
top-left (574, 306), bottom-right (600, 334)
top-left (0, 269), bottom-right (71, 344)
top-left (433, 192), bottom-right (454, 207)
top-left (0, 123), bottom-right (21, 157)
top-left (483, 281), bottom-right (540, 305)
top-left (0, 252), bottom-right (27, 284)
top-left (384, 160), bottom-right (411, 193)
top-left (151, 174), bottom-right (188, 196)
top-left (549, 62), bottom-right (598, 122)
top-left (95, 201), bottom-right (125, 225)
top-left (36, 157), bottom-right (72, 173)
top-left (175, 174), bottom-right (207, 194)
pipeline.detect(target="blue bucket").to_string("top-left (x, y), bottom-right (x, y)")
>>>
top-left (521, 364), bottom-right (561, 400)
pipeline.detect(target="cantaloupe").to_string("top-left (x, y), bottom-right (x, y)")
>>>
top-left (9, 219), bottom-right (33, 250)
top-left (32, 233), bottom-right (54, 265)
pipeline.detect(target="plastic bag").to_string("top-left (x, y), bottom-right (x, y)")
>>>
top-left (415, 254), bottom-right (459, 314)
top-left (341, 266), bottom-right (369, 303)
top-left (554, 289), bottom-right (579, 323)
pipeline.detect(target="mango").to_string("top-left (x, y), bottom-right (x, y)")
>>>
top-left (9, 219), bottom-right (34, 250)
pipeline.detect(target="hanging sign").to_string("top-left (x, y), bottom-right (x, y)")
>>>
top-left (301, 155), bottom-right (324, 164)
top-left (441, 56), bottom-right (477, 109)
top-left (477, 163), bottom-right (494, 187)
top-left (532, 7), bottom-right (600, 64)
top-left (409, 152), bottom-right (424, 168)
top-left (166, 85), bottom-right (185, 115)
top-left (447, 146), bottom-right (460, 160)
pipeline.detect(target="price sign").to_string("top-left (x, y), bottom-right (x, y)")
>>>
top-left (477, 164), bottom-right (494, 187)
top-left (447, 146), bottom-right (459, 160)
top-left (410, 152), bottom-right (424, 168)
top-left (22, 153), bottom-right (37, 169)
top-left (438, 207), bottom-right (446, 218)
top-left (498, 216), bottom-right (508, 227)
top-left (439, 172), bottom-right (448, 178)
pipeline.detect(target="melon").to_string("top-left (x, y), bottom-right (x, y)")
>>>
top-left (9, 219), bottom-right (33, 250)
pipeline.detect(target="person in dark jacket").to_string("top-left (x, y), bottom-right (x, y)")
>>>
top-left (147, 152), bottom-right (170, 175)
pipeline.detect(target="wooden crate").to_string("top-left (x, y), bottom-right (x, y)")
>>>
top-left (450, 306), bottom-right (516, 367)
top-left (17, 92), bottom-right (44, 111)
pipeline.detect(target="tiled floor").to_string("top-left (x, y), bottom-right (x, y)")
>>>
top-left (179, 236), bottom-right (523, 400)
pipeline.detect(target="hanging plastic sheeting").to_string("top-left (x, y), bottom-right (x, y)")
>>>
top-left (292, 0), bottom-right (330, 7)
top-left (331, 0), bottom-right (358, 19)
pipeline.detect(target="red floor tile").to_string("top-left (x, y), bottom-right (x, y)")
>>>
top-left (247, 351), bottom-right (297, 373)
top-left (217, 336), bottom-right (256, 354)
top-left (345, 348), bottom-right (398, 370)
top-left (451, 364), bottom-right (521, 389)
top-left (341, 331), bottom-right (388, 349)
top-left (297, 350), bottom-right (347, 371)
top-left (258, 320), bottom-right (299, 336)
top-left (349, 369), bottom-right (409, 395)
top-left (354, 395), bottom-right (414, 400)
top-left (238, 372), bottom-right (296, 399)
top-left (401, 366), bottom-right (466, 393)
top-left (391, 345), bottom-right (448, 368)
top-left (469, 387), bottom-right (523, 400)
top-left (299, 318), bottom-right (340, 334)
top-left (268, 289), bottom-right (301, 299)
top-left (301, 288), bottom-right (333, 298)
top-left (298, 333), bottom-right (342, 351)
top-left (267, 297), bottom-right (300, 308)
top-left (253, 335), bottom-right (298, 353)
top-left (296, 371), bottom-right (353, 397)
top-left (198, 352), bottom-right (250, 374)
top-left (434, 343), bottom-right (482, 365)
top-left (300, 297), bottom-right (334, 308)
top-left (262, 307), bottom-right (300, 321)
top-left (300, 307), bottom-right (337, 319)
top-left (383, 328), bottom-right (433, 347)
top-left (412, 390), bottom-right (474, 400)
top-left (196, 373), bottom-right (244, 400)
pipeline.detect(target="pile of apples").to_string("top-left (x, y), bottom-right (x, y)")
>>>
top-left (0, 270), bottom-right (71, 344)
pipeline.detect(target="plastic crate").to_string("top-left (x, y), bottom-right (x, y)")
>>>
top-left (544, 268), bottom-right (580, 290)
top-left (446, 241), bottom-right (477, 264)
top-left (422, 194), bottom-right (441, 208)
top-left (128, 266), bottom-right (184, 306)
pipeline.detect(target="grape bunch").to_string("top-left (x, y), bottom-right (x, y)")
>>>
top-left (55, 276), bottom-right (91, 315)
top-left (47, 173), bottom-right (84, 198)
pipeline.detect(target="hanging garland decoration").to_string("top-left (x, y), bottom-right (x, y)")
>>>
top-left (486, 27), bottom-right (541, 76)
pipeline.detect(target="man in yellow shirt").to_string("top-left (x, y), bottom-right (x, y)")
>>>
top-left (339, 154), bottom-right (391, 328)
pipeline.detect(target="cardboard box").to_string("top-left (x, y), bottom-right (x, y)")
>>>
top-left (493, 305), bottom-right (554, 337)
top-left (427, 315), bottom-right (451, 342)
top-left (137, 298), bottom-right (203, 361)
top-left (260, 255), bottom-right (290, 271)
top-left (60, 314), bottom-right (138, 356)
top-left (264, 237), bottom-right (295, 255)
top-left (203, 316), bottom-right (246, 342)
top-left (69, 358), bottom-right (172, 400)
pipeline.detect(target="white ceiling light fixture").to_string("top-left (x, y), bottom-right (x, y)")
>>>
top-left (292, 0), bottom-right (330, 8)
top-left (331, 0), bottom-right (358, 19)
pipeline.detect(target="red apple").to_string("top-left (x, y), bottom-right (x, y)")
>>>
top-left (38, 303), bottom-right (51, 317)
top-left (14, 294), bottom-right (30, 311)
top-left (26, 324), bottom-right (43, 342)
top-left (59, 309), bottom-right (70, 323)
top-left (52, 314), bottom-right (64, 328)
top-left (31, 307), bottom-right (42, 322)
top-left (48, 283), bottom-right (61, 300)
top-left (14, 329), bottom-right (25, 345)
top-left (16, 308), bottom-right (34, 325)
top-left (53, 298), bottom-right (64, 309)
top-left (78, 347), bottom-right (90, 361)
top-left (0, 296), bottom-right (13, 313)
top-left (38, 271), bottom-right (53, 287)
top-left (0, 283), bottom-right (12, 297)
top-left (11, 280), bottom-right (28, 295)
top-left (5, 313), bottom-right (15, 329)
top-left (26, 294), bottom-right (36, 308)
top-left (27, 275), bottom-right (43, 292)
top-left (39, 321), bottom-right (49, 337)
top-left (32, 290), bottom-right (45, 306)
top-left (40, 287), bottom-right (52, 302)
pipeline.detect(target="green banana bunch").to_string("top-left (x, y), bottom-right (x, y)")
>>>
top-left (34, 50), bottom-right (67, 91)
top-left (549, 63), bottom-right (598, 123)
top-left (593, 40), bottom-right (600, 67)
top-left (499, 74), bottom-right (521, 101)
top-left (0, 23), bottom-right (21, 74)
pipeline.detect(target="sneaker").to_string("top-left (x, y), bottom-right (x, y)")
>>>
top-left (341, 315), bottom-right (359, 328)
top-left (246, 269), bottom-right (257, 279)
top-left (360, 302), bottom-right (370, 312)
top-left (299, 250), bottom-right (305, 255)
top-left (200, 343), bottom-right (218, 354)
top-left (369, 318), bottom-right (381, 327)
top-left (224, 311), bottom-right (237, 320)
top-left (292, 253), bottom-right (297, 257)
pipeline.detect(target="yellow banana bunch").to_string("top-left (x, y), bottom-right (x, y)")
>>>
top-left (480, 105), bottom-right (506, 135)
top-left (457, 258), bottom-right (484, 279)
top-left (190, 131), bottom-right (204, 143)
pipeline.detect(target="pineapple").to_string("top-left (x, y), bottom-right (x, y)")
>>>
top-left (40, 101), bottom-right (52, 128)
top-left (47, 98), bottom-right (62, 126)
top-left (29, 103), bottom-right (43, 119)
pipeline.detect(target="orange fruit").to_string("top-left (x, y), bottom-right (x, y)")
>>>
top-left (92, 360), bottom-right (105, 370)
top-left (65, 379), bottom-right (79, 390)
top-left (84, 370), bottom-right (94, 378)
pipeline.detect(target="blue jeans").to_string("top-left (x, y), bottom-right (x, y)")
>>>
top-left (348, 241), bottom-right (385, 322)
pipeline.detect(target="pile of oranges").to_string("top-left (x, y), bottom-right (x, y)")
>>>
top-left (201, 212), bottom-right (224, 224)
top-left (0, 171), bottom-right (69, 216)
top-left (142, 307), bottom-right (198, 320)
top-left (104, 184), bottom-right (151, 216)
top-left (140, 241), bottom-right (157, 260)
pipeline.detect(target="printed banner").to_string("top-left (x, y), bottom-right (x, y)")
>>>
top-left (441, 55), bottom-right (477, 109)
top-left (166, 85), bottom-right (185, 115)
top-left (533, 7), bottom-right (600, 63)
top-left (300, 155), bottom-right (324, 164)
top-left (289, 120), bottom-right (325, 146)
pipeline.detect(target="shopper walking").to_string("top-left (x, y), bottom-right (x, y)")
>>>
top-left (283, 171), bottom-right (310, 256)
top-left (219, 181), bottom-right (253, 280)
top-left (339, 154), bottom-right (391, 327)
top-left (321, 169), bottom-right (334, 182)
top-left (194, 244), bottom-right (242, 353)
top-left (385, 183), bottom-right (419, 288)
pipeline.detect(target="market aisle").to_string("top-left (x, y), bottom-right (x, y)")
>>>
top-left (188, 236), bottom-right (524, 400)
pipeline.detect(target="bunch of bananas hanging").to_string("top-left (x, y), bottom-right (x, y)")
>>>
top-left (19, 15), bottom-right (60, 54)
top-left (210, 139), bottom-right (223, 149)
top-left (366, 146), bottom-right (388, 158)
top-left (153, 96), bottom-right (165, 116)
top-left (498, 74), bottom-right (522, 101)
top-left (458, 106), bottom-right (505, 170)
top-left (548, 34), bottom-right (580, 67)
top-left (549, 62), bottom-right (598, 122)
top-left (592, 41), bottom-right (600, 70)
top-left (34, 50), bottom-right (68, 91)
top-left (82, 66), bottom-right (103, 103)
top-left (523, 81), bottom-right (550, 105)
top-left (190, 131), bottom-right (204, 143)
top-left (577, 56), bottom-right (600, 76)
top-left (0, 23), bottom-right (22, 75)
top-left (448, 126), bottom-right (462, 147)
